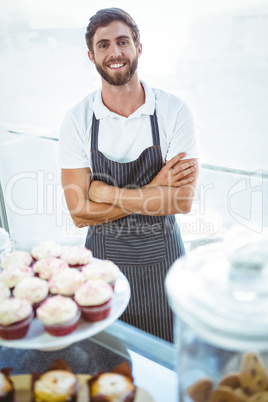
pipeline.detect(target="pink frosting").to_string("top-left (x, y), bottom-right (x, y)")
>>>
top-left (0, 297), bottom-right (32, 325)
top-left (33, 257), bottom-right (68, 280)
top-left (74, 280), bottom-right (113, 306)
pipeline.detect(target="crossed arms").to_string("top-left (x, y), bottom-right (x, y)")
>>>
top-left (61, 152), bottom-right (199, 228)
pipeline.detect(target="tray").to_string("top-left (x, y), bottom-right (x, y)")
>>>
top-left (11, 374), bottom-right (154, 401)
top-left (0, 272), bottom-right (130, 350)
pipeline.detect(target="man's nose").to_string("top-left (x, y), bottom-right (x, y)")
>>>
top-left (110, 44), bottom-right (122, 58)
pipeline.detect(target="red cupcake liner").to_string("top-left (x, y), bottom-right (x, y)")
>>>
top-left (43, 310), bottom-right (81, 337)
top-left (0, 312), bottom-right (34, 340)
top-left (79, 298), bottom-right (112, 322)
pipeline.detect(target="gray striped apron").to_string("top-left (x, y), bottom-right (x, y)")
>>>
top-left (85, 110), bottom-right (185, 342)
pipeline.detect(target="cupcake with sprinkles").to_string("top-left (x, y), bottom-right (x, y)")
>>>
top-left (0, 265), bottom-right (34, 290)
top-left (0, 250), bottom-right (32, 269)
top-left (74, 280), bottom-right (113, 322)
top-left (13, 277), bottom-right (49, 315)
top-left (48, 268), bottom-right (85, 297)
top-left (82, 259), bottom-right (120, 291)
top-left (60, 245), bottom-right (92, 269)
top-left (33, 257), bottom-right (68, 280)
top-left (31, 241), bottom-right (63, 262)
top-left (36, 295), bottom-right (80, 336)
top-left (0, 298), bottom-right (34, 340)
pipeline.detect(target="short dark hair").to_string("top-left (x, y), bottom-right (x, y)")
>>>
top-left (85, 8), bottom-right (140, 52)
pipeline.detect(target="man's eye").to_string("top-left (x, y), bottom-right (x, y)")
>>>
top-left (119, 40), bottom-right (128, 46)
top-left (99, 43), bottom-right (108, 49)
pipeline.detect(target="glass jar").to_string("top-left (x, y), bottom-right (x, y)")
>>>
top-left (166, 226), bottom-right (268, 402)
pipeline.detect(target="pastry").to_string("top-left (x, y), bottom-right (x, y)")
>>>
top-left (74, 280), bottom-right (113, 322)
top-left (0, 298), bottom-right (33, 340)
top-left (36, 295), bottom-right (80, 336)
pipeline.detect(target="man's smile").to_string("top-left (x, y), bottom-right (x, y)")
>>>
top-left (107, 63), bottom-right (126, 70)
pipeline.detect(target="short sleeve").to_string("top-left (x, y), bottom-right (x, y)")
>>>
top-left (166, 101), bottom-right (199, 161)
top-left (59, 112), bottom-right (89, 169)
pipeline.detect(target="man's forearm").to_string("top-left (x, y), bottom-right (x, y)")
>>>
top-left (97, 184), bottom-right (195, 216)
top-left (71, 199), bottom-right (130, 227)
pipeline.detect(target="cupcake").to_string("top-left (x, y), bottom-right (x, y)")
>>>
top-left (13, 277), bottom-right (49, 315)
top-left (0, 368), bottom-right (15, 402)
top-left (33, 257), bottom-right (69, 280)
top-left (0, 265), bottom-right (34, 290)
top-left (31, 241), bottom-right (63, 261)
top-left (32, 359), bottom-right (79, 402)
top-left (36, 295), bottom-right (80, 336)
top-left (0, 250), bottom-right (32, 269)
top-left (60, 246), bottom-right (92, 269)
top-left (74, 280), bottom-right (113, 322)
top-left (48, 268), bottom-right (85, 297)
top-left (0, 298), bottom-right (33, 340)
top-left (0, 282), bottom-right (11, 301)
top-left (82, 260), bottom-right (120, 290)
top-left (88, 362), bottom-right (136, 402)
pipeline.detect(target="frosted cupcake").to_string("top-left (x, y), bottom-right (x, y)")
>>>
top-left (0, 250), bottom-right (32, 269)
top-left (0, 368), bottom-right (15, 402)
top-left (74, 280), bottom-right (113, 322)
top-left (32, 360), bottom-right (79, 402)
top-left (36, 295), bottom-right (80, 336)
top-left (0, 282), bottom-right (11, 301)
top-left (60, 245), bottom-right (92, 269)
top-left (0, 265), bottom-right (34, 289)
top-left (88, 362), bottom-right (136, 402)
top-left (13, 277), bottom-right (49, 315)
top-left (31, 241), bottom-right (63, 261)
top-left (82, 260), bottom-right (120, 291)
top-left (48, 268), bottom-right (85, 297)
top-left (33, 257), bottom-right (68, 280)
top-left (0, 298), bottom-right (34, 340)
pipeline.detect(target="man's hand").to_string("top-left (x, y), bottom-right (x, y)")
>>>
top-left (147, 152), bottom-right (197, 188)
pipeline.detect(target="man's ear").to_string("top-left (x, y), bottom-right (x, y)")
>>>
top-left (137, 43), bottom-right (142, 57)
top-left (88, 51), bottom-right (95, 63)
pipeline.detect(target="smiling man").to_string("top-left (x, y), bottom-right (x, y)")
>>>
top-left (59, 8), bottom-right (199, 343)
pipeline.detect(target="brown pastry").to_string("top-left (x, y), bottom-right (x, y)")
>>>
top-left (32, 359), bottom-right (79, 402)
top-left (88, 362), bottom-right (136, 402)
top-left (0, 368), bottom-right (15, 402)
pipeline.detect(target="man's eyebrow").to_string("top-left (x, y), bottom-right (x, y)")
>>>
top-left (95, 35), bottom-right (131, 46)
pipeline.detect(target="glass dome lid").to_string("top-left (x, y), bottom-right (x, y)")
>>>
top-left (165, 226), bottom-right (268, 351)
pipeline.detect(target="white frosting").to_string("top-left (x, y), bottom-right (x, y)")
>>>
top-left (0, 282), bottom-right (11, 301)
top-left (31, 242), bottom-right (63, 260)
top-left (92, 373), bottom-right (134, 401)
top-left (13, 277), bottom-right (49, 304)
top-left (48, 268), bottom-right (85, 296)
top-left (0, 297), bottom-right (32, 325)
top-left (0, 265), bottom-right (34, 288)
top-left (34, 370), bottom-right (77, 400)
top-left (82, 260), bottom-right (120, 283)
top-left (33, 257), bottom-right (69, 280)
top-left (74, 280), bottom-right (113, 306)
top-left (37, 295), bottom-right (78, 325)
top-left (1, 250), bottom-right (32, 269)
top-left (61, 246), bottom-right (92, 265)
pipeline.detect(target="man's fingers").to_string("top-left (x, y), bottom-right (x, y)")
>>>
top-left (173, 176), bottom-right (194, 187)
top-left (165, 152), bottom-right (186, 169)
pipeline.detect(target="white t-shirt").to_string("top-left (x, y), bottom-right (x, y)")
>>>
top-left (59, 80), bottom-right (199, 171)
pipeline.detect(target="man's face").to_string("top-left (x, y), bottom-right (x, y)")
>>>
top-left (88, 20), bottom-right (142, 86)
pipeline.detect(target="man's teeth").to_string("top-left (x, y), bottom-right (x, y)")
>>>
top-left (109, 63), bottom-right (124, 68)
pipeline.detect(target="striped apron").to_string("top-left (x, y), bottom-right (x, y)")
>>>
top-left (85, 110), bottom-right (185, 342)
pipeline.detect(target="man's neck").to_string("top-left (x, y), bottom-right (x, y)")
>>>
top-left (101, 76), bottom-right (145, 118)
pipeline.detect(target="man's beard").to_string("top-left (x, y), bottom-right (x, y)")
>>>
top-left (94, 54), bottom-right (139, 86)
